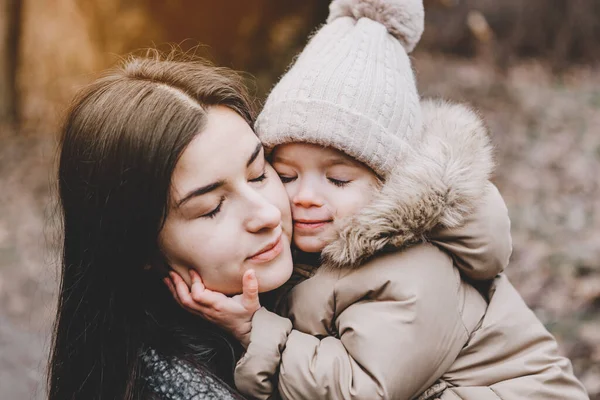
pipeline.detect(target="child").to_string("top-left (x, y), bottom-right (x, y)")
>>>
top-left (170, 0), bottom-right (589, 398)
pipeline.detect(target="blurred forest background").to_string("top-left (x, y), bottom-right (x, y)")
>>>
top-left (1, 0), bottom-right (599, 398)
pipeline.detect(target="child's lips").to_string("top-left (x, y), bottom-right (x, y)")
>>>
top-left (293, 219), bottom-right (333, 230)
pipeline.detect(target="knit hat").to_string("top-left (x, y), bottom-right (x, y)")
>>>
top-left (256, 0), bottom-right (425, 178)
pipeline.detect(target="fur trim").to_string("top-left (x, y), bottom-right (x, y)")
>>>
top-left (327, 0), bottom-right (424, 52)
top-left (322, 99), bottom-right (495, 269)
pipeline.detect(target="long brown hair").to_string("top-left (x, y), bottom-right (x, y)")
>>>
top-left (49, 51), bottom-right (255, 400)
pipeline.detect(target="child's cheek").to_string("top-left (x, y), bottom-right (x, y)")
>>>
top-left (337, 185), bottom-right (375, 218)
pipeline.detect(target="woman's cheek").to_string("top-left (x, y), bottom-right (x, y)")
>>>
top-left (192, 230), bottom-right (245, 294)
top-left (276, 184), bottom-right (293, 228)
top-left (264, 173), bottom-right (292, 213)
top-left (201, 219), bottom-right (238, 258)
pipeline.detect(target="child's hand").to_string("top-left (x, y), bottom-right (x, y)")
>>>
top-left (164, 269), bottom-right (260, 348)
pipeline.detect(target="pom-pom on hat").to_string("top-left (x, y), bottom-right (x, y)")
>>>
top-left (256, 0), bottom-right (425, 178)
top-left (328, 0), bottom-right (424, 51)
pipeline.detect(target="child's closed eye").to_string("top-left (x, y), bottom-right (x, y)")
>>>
top-left (279, 175), bottom-right (296, 184)
top-left (328, 177), bottom-right (350, 187)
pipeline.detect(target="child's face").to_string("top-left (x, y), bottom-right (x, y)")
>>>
top-left (272, 143), bottom-right (380, 253)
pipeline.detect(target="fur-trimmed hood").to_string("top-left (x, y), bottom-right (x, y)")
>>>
top-left (322, 99), bottom-right (494, 269)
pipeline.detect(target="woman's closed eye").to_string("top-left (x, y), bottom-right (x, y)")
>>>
top-left (198, 169), bottom-right (268, 219)
top-left (200, 197), bottom-right (225, 219)
top-left (249, 169), bottom-right (268, 184)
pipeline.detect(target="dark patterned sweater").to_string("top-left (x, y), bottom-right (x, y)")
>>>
top-left (141, 349), bottom-right (240, 400)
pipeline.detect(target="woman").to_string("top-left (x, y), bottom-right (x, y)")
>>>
top-left (48, 52), bottom-right (294, 399)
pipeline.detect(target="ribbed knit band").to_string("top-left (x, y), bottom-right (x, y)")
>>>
top-left (257, 98), bottom-right (413, 178)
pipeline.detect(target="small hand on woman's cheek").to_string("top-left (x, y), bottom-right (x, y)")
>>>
top-left (166, 268), bottom-right (260, 349)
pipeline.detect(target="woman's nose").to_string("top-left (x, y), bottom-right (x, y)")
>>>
top-left (245, 193), bottom-right (282, 233)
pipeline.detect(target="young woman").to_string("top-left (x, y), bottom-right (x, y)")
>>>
top-left (48, 53), bottom-right (294, 400)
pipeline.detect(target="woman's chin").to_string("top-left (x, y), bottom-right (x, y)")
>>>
top-left (255, 246), bottom-right (294, 293)
top-left (257, 272), bottom-right (292, 293)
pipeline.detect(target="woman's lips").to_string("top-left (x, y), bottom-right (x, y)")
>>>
top-left (248, 234), bottom-right (283, 263)
top-left (293, 219), bottom-right (333, 231)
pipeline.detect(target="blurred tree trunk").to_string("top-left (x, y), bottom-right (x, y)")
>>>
top-left (0, 0), bottom-right (21, 126)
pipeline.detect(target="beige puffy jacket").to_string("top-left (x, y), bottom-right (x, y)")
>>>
top-left (235, 100), bottom-right (588, 400)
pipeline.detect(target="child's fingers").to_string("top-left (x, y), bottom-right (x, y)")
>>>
top-left (170, 271), bottom-right (203, 311)
top-left (189, 269), bottom-right (206, 300)
top-left (189, 269), bottom-right (205, 289)
top-left (179, 270), bottom-right (223, 307)
top-left (164, 276), bottom-right (191, 312)
top-left (241, 269), bottom-right (260, 312)
top-left (192, 287), bottom-right (227, 309)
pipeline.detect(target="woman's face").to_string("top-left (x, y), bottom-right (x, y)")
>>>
top-left (159, 106), bottom-right (293, 295)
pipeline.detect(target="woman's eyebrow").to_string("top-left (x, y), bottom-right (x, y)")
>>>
top-left (177, 180), bottom-right (225, 208)
top-left (247, 142), bottom-right (263, 167)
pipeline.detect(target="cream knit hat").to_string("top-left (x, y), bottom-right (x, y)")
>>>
top-left (256, 0), bottom-right (424, 178)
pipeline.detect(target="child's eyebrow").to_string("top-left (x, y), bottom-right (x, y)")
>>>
top-left (322, 158), bottom-right (357, 168)
top-left (272, 154), bottom-right (357, 168)
top-left (271, 156), bottom-right (294, 165)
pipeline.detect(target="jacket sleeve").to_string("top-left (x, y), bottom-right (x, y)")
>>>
top-left (236, 248), bottom-right (471, 400)
top-left (428, 182), bottom-right (513, 280)
top-left (234, 307), bottom-right (293, 399)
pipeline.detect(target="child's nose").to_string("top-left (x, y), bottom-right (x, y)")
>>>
top-left (292, 182), bottom-right (324, 208)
